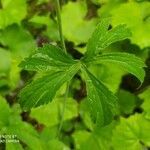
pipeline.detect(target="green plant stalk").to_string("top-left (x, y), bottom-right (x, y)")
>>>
top-left (57, 82), bottom-right (70, 138)
top-left (56, 0), bottom-right (67, 53)
top-left (56, 0), bottom-right (68, 138)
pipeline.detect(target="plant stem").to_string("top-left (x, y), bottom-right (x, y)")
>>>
top-left (57, 82), bottom-right (70, 138)
top-left (56, 0), bottom-right (67, 53)
top-left (55, 0), bottom-right (68, 138)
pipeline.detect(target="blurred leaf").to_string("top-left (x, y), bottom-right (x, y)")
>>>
top-left (0, 0), bottom-right (27, 29)
top-left (9, 59), bottom-right (20, 89)
top-left (29, 15), bottom-right (59, 41)
top-left (79, 99), bottom-right (93, 130)
top-left (0, 25), bottom-right (35, 89)
top-left (0, 48), bottom-right (11, 74)
top-left (7, 122), bottom-right (43, 150)
top-left (138, 87), bottom-right (150, 119)
top-left (72, 122), bottom-right (116, 150)
top-left (0, 96), bottom-right (11, 128)
top-left (91, 0), bottom-right (108, 5)
top-left (47, 139), bottom-right (70, 150)
top-left (39, 126), bottom-right (70, 149)
top-left (0, 49), bottom-right (21, 90)
top-left (117, 90), bottom-right (137, 115)
top-left (40, 126), bottom-right (58, 141)
top-left (37, 0), bottom-right (50, 4)
top-left (61, 1), bottom-right (97, 44)
top-left (30, 98), bottom-right (78, 127)
top-left (94, 121), bottom-right (117, 150)
top-left (0, 96), bottom-right (44, 150)
top-left (98, 0), bottom-right (124, 17)
top-left (0, 24), bottom-right (35, 58)
top-left (112, 114), bottom-right (150, 150)
top-left (82, 68), bottom-right (118, 127)
top-left (73, 130), bottom-right (100, 150)
top-left (6, 143), bottom-right (23, 150)
top-left (111, 2), bottom-right (150, 48)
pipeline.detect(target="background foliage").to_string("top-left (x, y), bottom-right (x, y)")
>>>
top-left (0, 0), bottom-right (150, 150)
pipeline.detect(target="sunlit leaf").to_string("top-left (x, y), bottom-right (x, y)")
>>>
top-left (111, 2), bottom-right (150, 48)
top-left (72, 122), bottom-right (116, 150)
top-left (61, 1), bottom-right (97, 44)
top-left (0, 96), bottom-right (11, 128)
top-left (138, 87), bottom-right (150, 119)
top-left (112, 114), bottom-right (150, 150)
top-left (30, 98), bottom-right (78, 127)
top-left (0, 25), bottom-right (35, 58)
top-left (0, 0), bottom-right (27, 29)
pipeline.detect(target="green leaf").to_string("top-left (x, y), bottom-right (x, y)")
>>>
top-left (88, 52), bottom-right (145, 83)
top-left (82, 67), bottom-right (118, 126)
top-left (19, 44), bottom-right (76, 72)
top-left (117, 89), bottom-right (137, 115)
top-left (72, 122), bottom-right (116, 150)
top-left (0, 96), bottom-right (11, 128)
top-left (6, 122), bottom-right (43, 150)
top-left (87, 63), bottom-right (125, 93)
top-left (0, 48), bottom-right (21, 90)
top-left (30, 98), bottom-right (78, 127)
top-left (111, 2), bottom-right (150, 48)
top-left (6, 143), bottom-right (23, 150)
top-left (19, 63), bottom-right (81, 110)
top-left (138, 87), bottom-right (150, 119)
top-left (0, 25), bottom-right (35, 58)
top-left (79, 99), bottom-right (93, 130)
top-left (0, 0), bottom-right (27, 29)
top-left (0, 48), bottom-right (11, 74)
top-left (85, 19), bottom-right (131, 58)
top-left (37, 0), bottom-right (50, 5)
top-left (0, 25), bottom-right (35, 89)
top-left (47, 139), bottom-right (70, 150)
top-left (73, 130), bottom-right (100, 150)
top-left (39, 126), bottom-right (69, 149)
top-left (0, 97), bottom-right (43, 150)
top-left (29, 15), bottom-right (59, 41)
top-left (112, 114), bottom-right (150, 150)
top-left (97, 0), bottom-right (123, 18)
top-left (61, 1), bottom-right (97, 44)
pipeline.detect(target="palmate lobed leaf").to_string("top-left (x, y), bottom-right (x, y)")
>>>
top-left (82, 67), bottom-right (118, 127)
top-left (72, 122), bottom-right (116, 150)
top-left (18, 17), bottom-right (146, 128)
top-left (19, 63), bottom-right (81, 110)
top-left (19, 44), bottom-right (76, 72)
top-left (85, 18), bottom-right (131, 58)
top-left (86, 52), bottom-right (146, 83)
top-left (112, 114), bottom-right (150, 150)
